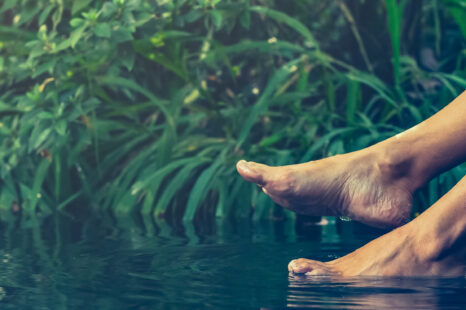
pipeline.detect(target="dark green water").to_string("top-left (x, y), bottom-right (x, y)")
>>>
top-left (0, 213), bottom-right (464, 309)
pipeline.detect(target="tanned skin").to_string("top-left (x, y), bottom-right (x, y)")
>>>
top-left (288, 176), bottom-right (465, 277)
top-left (237, 91), bottom-right (466, 276)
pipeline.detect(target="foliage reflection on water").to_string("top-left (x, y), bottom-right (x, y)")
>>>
top-left (0, 211), bottom-right (464, 309)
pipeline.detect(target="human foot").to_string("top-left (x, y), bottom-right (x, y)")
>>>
top-left (237, 147), bottom-right (416, 228)
top-left (288, 176), bottom-right (466, 277)
top-left (288, 225), bottom-right (464, 277)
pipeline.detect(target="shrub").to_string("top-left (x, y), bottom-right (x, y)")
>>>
top-left (0, 0), bottom-right (465, 221)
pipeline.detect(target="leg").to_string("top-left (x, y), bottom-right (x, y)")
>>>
top-left (237, 91), bottom-right (466, 228)
top-left (288, 176), bottom-right (466, 277)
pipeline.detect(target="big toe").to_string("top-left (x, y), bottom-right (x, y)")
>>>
top-left (236, 160), bottom-right (269, 186)
top-left (288, 258), bottom-right (334, 276)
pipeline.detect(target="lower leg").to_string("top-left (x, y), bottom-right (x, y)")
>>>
top-left (289, 176), bottom-right (466, 277)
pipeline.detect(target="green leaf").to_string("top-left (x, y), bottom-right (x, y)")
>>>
top-left (210, 10), bottom-right (223, 30)
top-left (55, 120), bottom-right (67, 136)
top-left (29, 159), bottom-right (51, 212)
top-left (385, 0), bottom-right (402, 87)
top-left (101, 2), bottom-right (118, 18)
top-left (131, 157), bottom-right (195, 195)
top-left (121, 50), bottom-right (136, 71)
top-left (37, 111), bottom-right (54, 119)
top-left (32, 58), bottom-right (58, 78)
top-left (258, 132), bottom-right (284, 147)
top-left (237, 58), bottom-right (303, 147)
top-left (184, 10), bottom-right (203, 23)
top-left (72, 0), bottom-right (93, 16)
top-left (70, 25), bottom-right (87, 48)
top-left (154, 159), bottom-right (208, 217)
top-left (250, 6), bottom-right (318, 48)
top-left (99, 76), bottom-right (173, 129)
top-left (346, 79), bottom-right (360, 124)
top-left (16, 6), bottom-right (42, 27)
top-left (0, 0), bottom-right (16, 14)
top-left (39, 5), bottom-right (55, 25)
top-left (183, 156), bottom-right (224, 222)
top-left (446, 0), bottom-right (466, 38)
top-left (205, 40), bottom-right (305, 63)
top-left (57, 190), bottom-right (82, 210)
top-left (300, 127), bottom-right (357, 162)
top-left (347, 71), bottom-right (397, 107)
top-left (70, 18), bottom-right (84, 28)
top-left (95, 22), bottom-right (111, 38)
top-left (31, 127), bottom-right (52, 151)
top-left (428, 178), bottom-right (439, 206)
top-left (253, 189), bottom-right (274, 220)
top-left (439, 73), bottom-right (466, 88)
top-left (112, 27), bottom-right (133, 42)
top-left (240, 11), bottom-right (251, 29)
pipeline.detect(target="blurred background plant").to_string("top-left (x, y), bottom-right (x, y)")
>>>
top-left (0, 0), bottom-right (464, 225)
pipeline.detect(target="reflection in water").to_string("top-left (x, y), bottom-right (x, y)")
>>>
top-left (288, 276), bottom-right (466, 309)
top-left (0, 212), bottom-right (463, 309)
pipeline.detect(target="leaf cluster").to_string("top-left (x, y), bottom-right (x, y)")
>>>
top-left (0, 0), bottom-right (464, 222)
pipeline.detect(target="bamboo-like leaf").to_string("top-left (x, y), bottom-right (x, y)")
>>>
top-left (346, 79), bottom-right (360, 125)
top-left (300, 127), bottom-right (356, 162)
top-left (237, 58), bottom-right (303, 148)
top-left (446, 0), bottom-right (466, 38)
top-left (385, 0), bottom-right (403, 87)
top-left (347, 71), bottom-right (397, 107)
top-left (131, 157), bottom-right (195, 195)
top-left (99, 76), bottom-right (170, 120)
top-left (250, 6), bottom-right (318, 47)
top-left (183, 154), bottom-right (225, 222)
top-left (154, 159), bottom-right (208, 217)
top-left (205, 40), bottom-right (306, 62)
top-left (28, 159), bottom-right (51, 212)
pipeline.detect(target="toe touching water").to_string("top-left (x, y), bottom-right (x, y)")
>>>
top-left (238, 91), bottom-right (466, 277)
top-left (290, 175), bottom-right (466, 277)
top-left (3, 213), bottom-right (464, 309)
top-left (289, 176), bottom-right (466, 277)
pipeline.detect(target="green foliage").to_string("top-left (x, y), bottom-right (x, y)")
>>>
top-left (0, 0), bottom-right (465, 221)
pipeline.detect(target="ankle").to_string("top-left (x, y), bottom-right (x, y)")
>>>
top-left (401, 221), bottom-right (440, 263)
top-left (413, 177), bottom-right (466, 262)
top-left (369, 139), bottom-right (424, 191)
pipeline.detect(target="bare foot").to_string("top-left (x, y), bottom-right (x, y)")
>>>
top-left (237, 146), bottom-right (416, 228)
top-left (288, 227), bottom-right (464, 277)
top-left (288, 177), bottom-right (466, 277)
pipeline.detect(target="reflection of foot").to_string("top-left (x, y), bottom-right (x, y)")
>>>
top-left (237, 147), bottom-right (415, 228)
top-left (289, 177), bottom-right (466, 277)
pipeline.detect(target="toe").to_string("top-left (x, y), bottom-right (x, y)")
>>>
top-left (236, 160), bottom-right (269, 186)
top-left (288, 258), bottom-right (333, 275)
top-left (288, 258), bottom-right (314, 274)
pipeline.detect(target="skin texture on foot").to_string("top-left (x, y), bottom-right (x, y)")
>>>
top-left (288, 176), bottom-right (466, 277)
top-left (237, 149), bottom-right (414, 228)
top-left (288, 228), bottom-right (464, 278)
top-left (237, 91), bottom-right (466, 228)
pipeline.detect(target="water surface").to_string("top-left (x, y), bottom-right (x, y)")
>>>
top-left (0, 213), bottom-right (464, 309)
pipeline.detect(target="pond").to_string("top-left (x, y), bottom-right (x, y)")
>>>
top-left (0, 213), bottom-right (464, 309)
